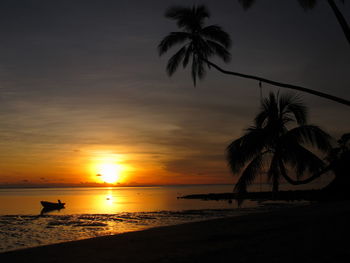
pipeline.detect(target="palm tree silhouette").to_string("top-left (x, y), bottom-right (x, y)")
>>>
top-left (226, 92), bottom-right (331, 194)
top-left (158, 5), bottom-right (232, 86)
top-left (238, 0), bottom-right (350, 46)
top-left (159, 5), bottom-right (350, 106)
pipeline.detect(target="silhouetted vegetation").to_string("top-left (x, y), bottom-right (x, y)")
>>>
top-left (179, 189), bottom-right (324, 202)
top-left (227, 92), bottom-right (331, 194)
top-left (322, 133), bottom-right (350, 198)
top-left (181, 131), bottom-right (350, 203)
top-left (159, 4), bottom-right (350, 106)
top-left (158, 5), bottom-right (232, 86)
top-left (159, 4), bottom-right (349, 204)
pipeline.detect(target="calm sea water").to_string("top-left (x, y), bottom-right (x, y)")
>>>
top-left (0, 185), bottom-right (305, 252)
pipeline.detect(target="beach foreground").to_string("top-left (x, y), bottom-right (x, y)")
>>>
top-left (1, 201), bottom-right (350, 263)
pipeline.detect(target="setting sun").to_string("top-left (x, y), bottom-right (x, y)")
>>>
top-left (97, 163), bottom-right (121, 184)
top-left (89, 153), bottom-right (128, 185)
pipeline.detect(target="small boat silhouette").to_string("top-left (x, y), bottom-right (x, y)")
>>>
top-left (40, 200), bottom-right (65, 214)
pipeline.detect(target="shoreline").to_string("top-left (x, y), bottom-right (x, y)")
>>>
top-left (0, 202), bottom-right (302, 253)
top-left (1, 200), bottom-right (349, 262)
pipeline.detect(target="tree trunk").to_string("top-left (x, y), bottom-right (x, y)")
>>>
top-left (279, 151), bottom-right (350, 200)
top-left (272, 177), bottom-right (279, 193)
top-left (327, 0), bottom-right (350, 46)
top-left (203, 59), bottom-right (350, 107)
top-left (279, 162), bottom-right (331, 185)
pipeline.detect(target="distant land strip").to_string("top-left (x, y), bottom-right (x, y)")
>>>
top-left (178, 190), bottom-right (330, 202)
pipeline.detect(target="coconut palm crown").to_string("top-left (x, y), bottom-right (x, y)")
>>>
top-left (158, 5), bottom-right (232, 85)
top-left (227, 92), bottom-right (332, 194)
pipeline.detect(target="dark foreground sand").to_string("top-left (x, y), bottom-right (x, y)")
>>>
top-left (1, 201), bottom-right (350, 263)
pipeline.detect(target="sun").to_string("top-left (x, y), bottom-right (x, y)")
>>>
top-left (89, 153), bottom-right (129, 185)
top-left (97, 163), bottom-right (121, 184)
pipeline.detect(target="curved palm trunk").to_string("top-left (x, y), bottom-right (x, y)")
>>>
top-left (203, 59), bottom-right (350, 107)
top-left (327, 0), bottom-right (350, 46)
top-left (279, 161), bottom-right (331, 185)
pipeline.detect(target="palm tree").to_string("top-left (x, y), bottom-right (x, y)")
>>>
top-left (226, 92), bottom-right (331, 194)
top-left (254, 132), bottom-right (350, 199)
top-left (159, 5), bottom-right (350, 106)
top-left (158, 5), bottom-right (232, 86)
top-left (238, 0), bottom-right (350, 46)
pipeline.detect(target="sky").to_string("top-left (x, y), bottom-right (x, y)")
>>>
top-left (0, 0), bottom-right (349, 187)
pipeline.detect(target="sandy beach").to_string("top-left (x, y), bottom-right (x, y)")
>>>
top-left (1, 200), bottom-right (349, 263)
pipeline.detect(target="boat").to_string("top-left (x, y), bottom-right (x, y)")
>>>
top-left (40, 200), bottom-right (65, 210)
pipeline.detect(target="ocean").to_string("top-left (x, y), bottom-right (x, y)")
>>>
top-left (0, 185), bottom-right (303, 252)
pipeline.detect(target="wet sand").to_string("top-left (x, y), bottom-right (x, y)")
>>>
top-left (1, 200), bottom-right (349, 263)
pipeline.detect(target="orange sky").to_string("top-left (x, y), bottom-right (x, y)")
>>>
top-left (0, 0), bottom-right (349, 187)
top-left (0, 145), bottom-right (233, 186)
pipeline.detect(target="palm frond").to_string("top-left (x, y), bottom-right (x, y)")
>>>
top-left (196, 57), bottom-right (206, 80)
top-left (255, 92), bottom-right (278, 128)
top-left (285, 101), bottom-right (307, 125)
top-left (254, 110), bottom-right (268, 129)
top-left (194, 38), bottom-right (213, 59)
top-left (158, 32), bottom-right (190, 56)
top-left (191, 55), bottom-right (198, 86)
top-left (201, 25), bottom-right (232, 48)
top-left (234, 154), bottom-right (264, 194)
top-left (227, 128), bottom-right (268, 173)
top-left (183, 43), bottom-right (192, 68)
top-left (166, 46), bottom-right (187, 76)
top-left (160, 5), bottom-right (231, 87)
top-left (279, 93), bottom-right (307, 125)
top-left (238, 0), bottom-right (256, 10)
top-left (193, 5), bottom-right (210, 22)
top-left (206, 40), bottom-right (231, 62)
top-left (286, 125), bottom-right (332, 152)
top-left (165, 5), bottom-right (209, 31)
top-left (280, 141), bottom-right (325, 179)
top-left (191, 54), bottom-right (206, 84)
